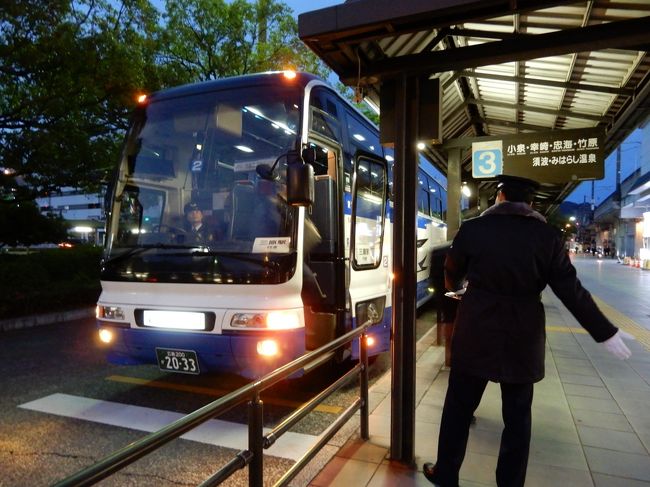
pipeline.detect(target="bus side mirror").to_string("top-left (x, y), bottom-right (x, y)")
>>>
top-left (287, 161), bottom-right (314, 207)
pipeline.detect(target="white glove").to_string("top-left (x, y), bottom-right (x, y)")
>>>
top-left (602, 330), bottom-right (634, 360)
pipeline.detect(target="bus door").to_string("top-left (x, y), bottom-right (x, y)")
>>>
top-left (348, 152), bottom-right (390, 352)
top-left (302, 138), bottom-right (344, 350)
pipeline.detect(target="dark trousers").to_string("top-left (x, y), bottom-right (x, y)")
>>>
top-left (434, 368), bottom-right (534, 487)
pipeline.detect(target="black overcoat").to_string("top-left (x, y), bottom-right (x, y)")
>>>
top-left (445, 201), bottom-right (618, 383)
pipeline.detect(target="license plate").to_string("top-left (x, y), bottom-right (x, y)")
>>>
top-left (155, 348), bottom-right (200, 375)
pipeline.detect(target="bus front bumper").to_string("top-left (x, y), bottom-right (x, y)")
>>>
top-left (97, 324), bottom-right (306, 379)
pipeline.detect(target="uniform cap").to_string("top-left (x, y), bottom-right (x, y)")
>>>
top-left (184, 201), bottom-right (201, 213)
top-left (496, 175), bottom-right (540, 203)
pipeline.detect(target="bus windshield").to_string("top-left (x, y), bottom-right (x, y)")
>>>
top-left (102, 84), bottom-right (302, 284)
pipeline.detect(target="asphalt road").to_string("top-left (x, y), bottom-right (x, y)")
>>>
top-left (0, 304), bottom-right (437, 486)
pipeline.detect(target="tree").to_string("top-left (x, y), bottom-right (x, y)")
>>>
top-left (159, 0), bottom-right (329, 83)
top-left (1, 0), bottom-right (329, 201)
top-left (0, 0), bottom-right (164, 199)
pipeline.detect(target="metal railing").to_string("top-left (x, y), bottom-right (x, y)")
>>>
top-left (53, 320), bottom-right (372, 487)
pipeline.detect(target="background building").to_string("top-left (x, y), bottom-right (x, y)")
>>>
top-left (591, 117), bottom-right (650, 264)
top-left (37, 187), bottom-right (106, 245)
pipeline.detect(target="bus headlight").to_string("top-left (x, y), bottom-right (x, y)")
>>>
top-left (266, 310), bottom-right (300, 329)
top-left (230, 310), bottom-right (301, 330)
top-left (97, 305), bottom-right (125, 321)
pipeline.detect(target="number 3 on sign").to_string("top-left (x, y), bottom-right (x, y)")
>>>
top-left (472, 141), bottom-right (503, 178)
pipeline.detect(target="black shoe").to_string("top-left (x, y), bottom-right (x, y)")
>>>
top-left (423, 462), bottom-right (440, 485)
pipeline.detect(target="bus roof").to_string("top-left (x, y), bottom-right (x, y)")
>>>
top-left (147, 71), bottom-right (323, 102)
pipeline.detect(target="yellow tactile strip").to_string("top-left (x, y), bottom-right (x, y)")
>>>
top-left (591, 296), bottom-right (650, 352)
top-left (546, 326), bottom-right (587, 334)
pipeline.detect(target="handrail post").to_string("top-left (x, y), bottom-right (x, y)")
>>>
top-left (248, 393), bottom-right (264, 487)
top-left (360, 333), bottom-right (369, 440)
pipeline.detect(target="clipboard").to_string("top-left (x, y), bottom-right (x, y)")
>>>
top-left (444, 288), bottom-right (466, 300)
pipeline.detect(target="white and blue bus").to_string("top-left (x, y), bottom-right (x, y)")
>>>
top-left (96, 71), bottom-right (446, 379)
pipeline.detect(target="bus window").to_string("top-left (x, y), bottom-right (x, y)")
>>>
top-left (417, 171), bottom-right (430, 215)
top-left (346, 113), bottom-right (382, 157)
top-left (310, 89), bottom-right (341, 142)
top-left (429, 179), bottom-right (443, 220)
top-left (352, 157), bottom-right (386, 269)
top-left (384, 147), bottom-right (394, 200)
top-left (307, 139), bottom-right (339, 178)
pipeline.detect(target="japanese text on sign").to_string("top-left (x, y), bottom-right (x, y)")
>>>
top-left (486, 128), bottom-right (604, 183)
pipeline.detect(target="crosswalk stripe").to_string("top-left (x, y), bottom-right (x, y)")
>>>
top-left (19, 393), bottom-right (317, 461)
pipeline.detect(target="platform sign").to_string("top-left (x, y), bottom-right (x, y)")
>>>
top-left (471, 128), bottom-right (605, 183)
top-left (472, 140), bottom-right (503, 178)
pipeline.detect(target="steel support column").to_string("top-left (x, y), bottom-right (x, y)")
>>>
top-left (390, 74), bottom-right (418, 465)
top-left (479, 190), bottom-right (490, 214)
top-left (446, 148), bottom-right (462, 240)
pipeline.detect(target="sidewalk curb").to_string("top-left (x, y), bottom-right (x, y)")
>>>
top-left (0, 307), bottom-right (95, 332)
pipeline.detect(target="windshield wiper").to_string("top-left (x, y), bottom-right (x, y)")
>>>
top-left (194, 250), bottom-right (285, 268)
top-left (103, 244), bottom-right (195, 265)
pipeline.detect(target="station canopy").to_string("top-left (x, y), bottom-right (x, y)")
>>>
top-left (299, 0), bottom-right (650, 215)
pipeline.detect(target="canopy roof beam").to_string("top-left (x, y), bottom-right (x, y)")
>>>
top-left (340, 16), bottom-right (650, 84)
top-left (446, 70), bottom-right (635, 96)
top-left (465, 98), bottom-right (609, 123)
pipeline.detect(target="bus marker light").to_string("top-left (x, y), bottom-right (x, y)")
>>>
top-left (366, 336), bottom-right (375, 347)
top-left (257, 339), bottom-right (279, 357)
top-left (99, 328), bottom-right (114, 344)
top-left (283, 70), bottom-right (297, 79)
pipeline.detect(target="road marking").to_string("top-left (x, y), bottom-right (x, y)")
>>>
top-left (19, 393), bottom-right (317, 461)
top-left (106, 375), bottom-right (343, 415)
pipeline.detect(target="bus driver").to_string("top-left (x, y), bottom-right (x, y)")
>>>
top-left (184, 201), bottom-right (214, 245)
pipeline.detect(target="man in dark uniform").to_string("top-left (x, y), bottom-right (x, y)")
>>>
top-left (184, 201), bottom-right (213, 245)
top-left (423, 175), bottom-right (634, 487)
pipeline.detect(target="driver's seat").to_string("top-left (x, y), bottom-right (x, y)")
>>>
top-left (229, 183), bottom-right (255, 240)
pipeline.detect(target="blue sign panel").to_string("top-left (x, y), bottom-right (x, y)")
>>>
top-left (472, 141), bottom-right (503, 178)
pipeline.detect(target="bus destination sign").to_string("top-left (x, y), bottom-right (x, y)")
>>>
top-left (472, 127), bottom-right (604, 183)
